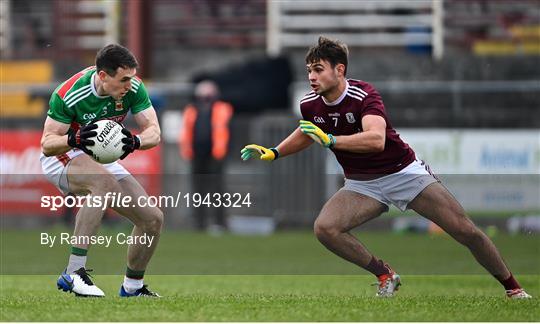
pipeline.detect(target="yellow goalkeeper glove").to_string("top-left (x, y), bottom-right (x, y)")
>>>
top-left (241, 144), bottom-right (279, 161)
top-left (299, 120), bottom-right (336, 148)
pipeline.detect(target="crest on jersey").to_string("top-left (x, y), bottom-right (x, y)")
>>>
top-left (346, 112), bottom-right (356, 123)
top-left (115, 100), bottom-right (123, 111)
top-left (314, 116), bottom-right (325, 123)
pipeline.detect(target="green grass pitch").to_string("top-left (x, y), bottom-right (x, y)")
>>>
top-left (1, 230), bottom-right (538, 321)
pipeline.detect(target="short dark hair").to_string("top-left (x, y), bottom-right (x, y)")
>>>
top-left (95, 44), bottom-right (138, 76)
top-left (305, 36), bottom-right (349, 75)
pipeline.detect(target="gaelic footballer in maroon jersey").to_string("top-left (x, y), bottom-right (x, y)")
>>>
top-left (300, 79), bottom-right (415, 179)
top-left (241, 36), bottom-right (530, 299)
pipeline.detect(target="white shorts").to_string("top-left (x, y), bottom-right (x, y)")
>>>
top-left (342, 159), bottom-right (439, 211)
top-left (40, 149), bottom-right (130, 195)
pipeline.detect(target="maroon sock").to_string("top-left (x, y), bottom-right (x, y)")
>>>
top-left (498, 273), bottom-right (521, 291)
top-left (365, 256), bottom-right (392, 277)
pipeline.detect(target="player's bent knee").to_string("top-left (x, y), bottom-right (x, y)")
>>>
top-left (141, 208), bottom-right (163, 234)
top-left (313, 219), bottom-right (340, 240)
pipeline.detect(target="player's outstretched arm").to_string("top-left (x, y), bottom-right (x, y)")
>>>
top-left (299, 120), bottom-right (336, 148)
top-left (132, 107), bottom-right (161, 150)
top-left (299, 116), bottom-right (386, 153)
top-left (241, 128), bottom-right (313, 161)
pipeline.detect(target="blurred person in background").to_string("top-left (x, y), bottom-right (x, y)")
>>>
top-left (40, 44), bottom-right (162, 297)
top-left (180, 80), bottom-right (234, 233)
top-left (241, 36), bottom-right (531, 299)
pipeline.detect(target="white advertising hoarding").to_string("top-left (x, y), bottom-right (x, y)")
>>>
top-left (398, 129), bottom-right (540, 211)
top-left (325, 129), bottom-right (540, 212)
top-left (399, 129), bottom-right (540, 174)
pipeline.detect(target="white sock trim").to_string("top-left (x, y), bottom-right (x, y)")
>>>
top-left (123, 276), bottom-right (143, 293)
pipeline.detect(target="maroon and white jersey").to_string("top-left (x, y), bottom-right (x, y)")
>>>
top-left (300, 79), bottom-right (415, 179)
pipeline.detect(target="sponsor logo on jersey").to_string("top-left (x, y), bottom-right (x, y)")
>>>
top-left (314, 116), bottom-right (325, 123)
top-left (98, 115), bottom-right (127, 124)
top-left (328, 112), bottom-right (340, 117)
top-left (346, 112), bottom-right (356, 123)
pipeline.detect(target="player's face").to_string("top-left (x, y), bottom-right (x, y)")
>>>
top-left (306, 60), bottom-right (341, 97)
top-left (99, 67), bottom-right (136, 100)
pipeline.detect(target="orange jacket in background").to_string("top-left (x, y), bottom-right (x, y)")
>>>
top-left (180, 100), bottom-right (234, 161)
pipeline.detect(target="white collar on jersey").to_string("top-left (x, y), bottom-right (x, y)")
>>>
top-left (322, 81), bottom-right (349, 106)
top-left (91, 72), bottom-right (111, 99)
